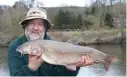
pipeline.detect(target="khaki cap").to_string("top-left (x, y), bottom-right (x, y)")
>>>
top-left (19, 8), bottom-right (53, 28)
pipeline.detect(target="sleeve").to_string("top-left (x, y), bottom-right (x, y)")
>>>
top-left (59, 66), bottom-right (80, 76)
top-left (53, 65), bottom-right (80, 76)
top-left (8, 44), bottom-right (39, 76)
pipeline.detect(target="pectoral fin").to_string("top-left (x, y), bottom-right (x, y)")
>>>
top-left (65, 65), bottom-right (77, 71)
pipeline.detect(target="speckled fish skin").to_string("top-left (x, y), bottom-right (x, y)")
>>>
top-left (16, 40), bottom-right (118, 71)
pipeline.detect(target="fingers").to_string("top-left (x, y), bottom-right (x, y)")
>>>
top-left (83, 54), bottom-right (93, 66)
top-left (28, 54), bottom-right (43, 71)
top-left (81, 55), bottom-right (85, 63)
top-left (36, 52), bottom-right (42, 56)
top-left (75, 55), bottom-right (86, 67)
top-left (86, 55), bottom-right (93, 65)
top-left (75, 54), bottom-right (93, 67)
top-left (37, 57), bottom-right (43, 62)
top-left (75, 61), bottom-right (82, 67)
top-left (29, 54), bottom-right (42, 62)
top-left (31, 50), bottom-right (42, 56)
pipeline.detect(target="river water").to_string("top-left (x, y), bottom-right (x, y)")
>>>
top-left (0, 44), bottom-right (126, 76)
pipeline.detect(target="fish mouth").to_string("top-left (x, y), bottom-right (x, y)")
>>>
top-left (16, 48), bottom-right (27, 54)
top-left (16, 48), bottom-right (23, 53)
top-left (16, 45), bottom-right (22, 51)
top-left (16, 46), bottom-right (26, 54)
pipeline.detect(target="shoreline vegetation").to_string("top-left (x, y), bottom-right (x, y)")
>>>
top-left (0, 29), bottom-right (126, 47)
top-left (48, 29), bottom-right (126, 45)
top-left (0, 1), bottom-right (126, 47)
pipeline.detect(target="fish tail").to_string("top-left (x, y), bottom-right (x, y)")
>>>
top-left (104, 55), bottom-right (118, 71)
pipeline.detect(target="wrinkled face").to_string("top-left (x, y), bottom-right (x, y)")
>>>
top-left (25, 18), bottom-right (45, 41)
top-left (16, 41), bottom-right (43, 56)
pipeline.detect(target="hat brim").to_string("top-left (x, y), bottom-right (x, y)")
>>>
top-left (19, 17), bottom-right (53, 28)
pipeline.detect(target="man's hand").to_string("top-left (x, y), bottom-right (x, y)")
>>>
top-left (66, 54), bottom-right (93, 71)
top-left (28, 52), bottom-right (44, 71)
top-left (75, 54), bottom-right (93, 67)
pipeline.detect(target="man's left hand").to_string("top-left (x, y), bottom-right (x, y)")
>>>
top-left (75, 54), bottom-right (93, 67)
top-left (66, 54), bottom-right (93, 71)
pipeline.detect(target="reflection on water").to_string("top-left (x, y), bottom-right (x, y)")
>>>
top-left (77, 44), bottom-right (126, 76)
top-left (0, 47), bottom-right (9, 76)
top-left (0, 44), bottom-right (126, 76)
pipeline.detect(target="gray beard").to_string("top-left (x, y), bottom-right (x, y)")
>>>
top-left (25, 28), bottom-right (45, 41)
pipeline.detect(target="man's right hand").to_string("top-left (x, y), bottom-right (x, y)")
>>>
top-left (28, 53), bottom-right (44, 71)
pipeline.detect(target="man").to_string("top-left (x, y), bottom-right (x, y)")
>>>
top-left (8, 8), bottom-right (93, 76)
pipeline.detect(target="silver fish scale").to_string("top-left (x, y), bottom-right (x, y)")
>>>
top-left (40, 40), bottom-right (94, 65)
top-left (43, 47), bottom-right (82, 65)
top-left (43, 40), bottom-right (92, 53)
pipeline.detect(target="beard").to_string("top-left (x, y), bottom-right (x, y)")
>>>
top-left (25, 28), bottom-right (45, 41)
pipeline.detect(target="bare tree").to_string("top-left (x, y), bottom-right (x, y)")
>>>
top-left (20, 0), bottom-right (35, 8)
top-left (118, 0), bottom-right (126, 43)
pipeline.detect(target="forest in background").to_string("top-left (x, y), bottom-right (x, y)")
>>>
top-left (0, 0), bottom-right (126, 46)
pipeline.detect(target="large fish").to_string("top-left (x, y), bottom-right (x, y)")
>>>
top-left (16, 40), bottom-right (118, 71)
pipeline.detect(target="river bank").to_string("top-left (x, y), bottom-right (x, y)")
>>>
top-left (48, 29), bottom-right (126, 45)
top-left (0, 29), bottom-right (126, 47)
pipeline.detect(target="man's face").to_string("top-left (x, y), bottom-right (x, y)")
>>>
top-left (25, 18), bottom-right (45, 40)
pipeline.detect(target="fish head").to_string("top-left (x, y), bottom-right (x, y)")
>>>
top-left (16, 41), bottom-right (43, 56)
top-left (16, 42), bottom-right (32, 54)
